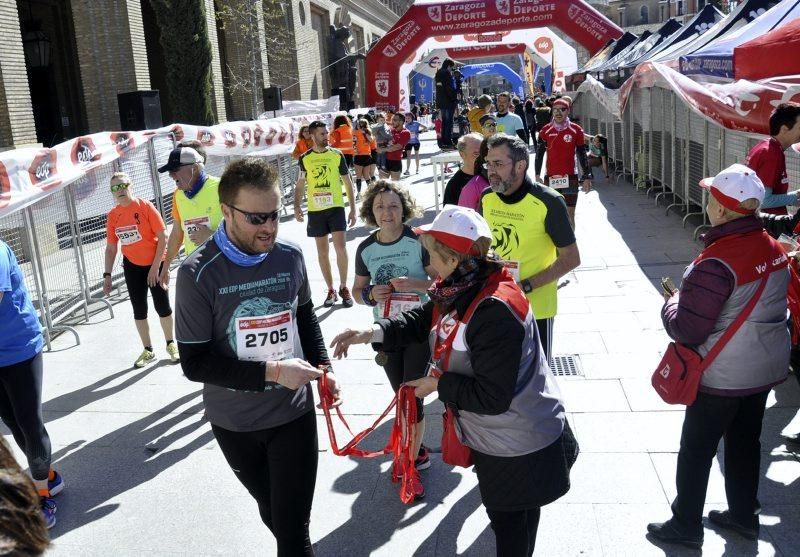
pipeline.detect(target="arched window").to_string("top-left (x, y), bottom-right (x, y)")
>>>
top-left (641, 5), bottom-right (649, 23)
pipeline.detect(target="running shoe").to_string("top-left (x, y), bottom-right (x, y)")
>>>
top-left (415, 445), bottom-right (431, 471)
top-left (323, 288), bottom-right (338, 308)
top-left (40, 496), bottom-right (57, 529)
top-left (134, 349), bottom-right (156, 368)
top-left (339, 286), bottom-right (354, 308)
top-left (403, 170), bottom-right (411, 176)
top-left (166, 342), bottom-right (180, 363)
top-left (47, 470), bottom-right (64, 496)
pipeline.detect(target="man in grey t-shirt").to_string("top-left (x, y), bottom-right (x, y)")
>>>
top-left (175, 158), bottom-right (340, 553)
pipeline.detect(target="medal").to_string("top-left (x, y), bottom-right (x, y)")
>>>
top-left (375, 351), bottom-right (389, 366)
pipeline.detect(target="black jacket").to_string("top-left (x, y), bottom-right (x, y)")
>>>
top-left (435, 67), bottom-right (458, 108)
top-left (761, 211), bottom-right (800, 239)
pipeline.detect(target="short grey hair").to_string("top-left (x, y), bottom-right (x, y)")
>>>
top-left (457, 133), bottom-right (483, 153)
top-left (486, 133), bottom-right (529, 168)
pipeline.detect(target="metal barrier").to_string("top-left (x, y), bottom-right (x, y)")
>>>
top-left (0, 132), bottom-right (301, 349)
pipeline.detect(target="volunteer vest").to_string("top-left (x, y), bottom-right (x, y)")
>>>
top-left (354, 129), bottom-right (372, 155)
top-left (690, 230), bottom-right (790, 390)
top-left (302, 148), bottom-right (346, 212)
top-left (429, 269), bottom-right (565, 456)
top-left (175, 175), bottom-right (222, 255)
top-left (481, 191), bottom-right (558, 319)
top-left (330, 125), bottom-right (354, 155)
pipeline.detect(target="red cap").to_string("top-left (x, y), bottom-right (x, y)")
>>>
top-left (552, 98), bottom-right (570, 110)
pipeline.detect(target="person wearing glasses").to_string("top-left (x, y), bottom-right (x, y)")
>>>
top-left (479, 134), bottom-right (580, 363)
top-left (175, 158), bottom-right (341, 554)
top-left (294, 120), bottom-right (357, 308)
top-left (158, 145), bottom-right (223, 283)
top-left (103, 172), bottom-right (178, 368)
top-left (537, 98), bottom-right (592, 224)
top-left (479, 115), bottom-right (498, 139)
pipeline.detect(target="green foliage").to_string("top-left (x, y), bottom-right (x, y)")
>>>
top-left (148, 0), bottom-right (216, 125)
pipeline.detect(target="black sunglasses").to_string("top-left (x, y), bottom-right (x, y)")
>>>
top-left (227, 204), bottom-right (281, 225)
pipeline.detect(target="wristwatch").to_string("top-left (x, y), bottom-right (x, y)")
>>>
top-left (102, 272), bottom-right (112, 279)
top-left (521, 279), bottom-right (534, 294)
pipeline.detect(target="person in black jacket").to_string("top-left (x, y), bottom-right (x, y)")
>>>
top-left (435, 59), bottom-right (459, 149)
top-left (330, 206), bottom-right (578, 557)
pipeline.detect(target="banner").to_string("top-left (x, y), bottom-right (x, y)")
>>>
top-left (523, 50), bottom-right (536, 96)
top-left (619, 62), bottom-right (800, 137)
top-left (0, 111), bottom-right (340, 219)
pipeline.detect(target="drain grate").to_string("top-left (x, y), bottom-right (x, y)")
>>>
top-left (550, 354), bottom-right (584, 377)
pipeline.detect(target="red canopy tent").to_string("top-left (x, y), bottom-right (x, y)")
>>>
top-left (734, 16), bottom-right (800, 81)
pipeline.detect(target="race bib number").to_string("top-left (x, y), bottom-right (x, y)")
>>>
top-left (383, 293), bottom-right (422, 319)
top-left (313, 192), bottom-right (334, 209)
top-left (549, 175), bottom-right (569, 190)
top-left (235, 311), bottom-right (295, 362)
top-left (184, 216), bottom-right (211, 235)
top-left (115, 225), bottom-right (142, 246)
top-left (499, 260), bottom-right (521, 282)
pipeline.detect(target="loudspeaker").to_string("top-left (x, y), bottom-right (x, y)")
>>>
top-left (331, 87), bottom-right (347, 110)
top-left (117, 91), bottom-right (162, 130)
top-left (263, 86), bottom-right (283, 111)
top-left (409, 94), bottom-right (416, 105)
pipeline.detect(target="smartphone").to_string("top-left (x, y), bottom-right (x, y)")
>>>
top-left (661, 277), bottom-right (676, 295)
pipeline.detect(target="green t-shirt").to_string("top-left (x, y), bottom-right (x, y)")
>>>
top-left (299, 148), bottom-right (349, 212)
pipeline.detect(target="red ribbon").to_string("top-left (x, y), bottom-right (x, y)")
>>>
top-left (318, 374), bottom-right (421, 504)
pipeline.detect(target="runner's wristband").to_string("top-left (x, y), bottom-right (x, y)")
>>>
top-left (362, 285), bottom-right (378, 307)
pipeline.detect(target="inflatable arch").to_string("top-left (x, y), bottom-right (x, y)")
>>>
top-left (366, 0), bottom-right (623, 110)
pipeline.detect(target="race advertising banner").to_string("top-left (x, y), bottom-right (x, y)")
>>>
top-left (366, 0), bottom-right (622, 110)
top-left (0, 112), bottom-right (339, 219)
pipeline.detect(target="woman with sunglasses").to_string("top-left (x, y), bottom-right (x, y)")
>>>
top-left (103, 172), bottom-right (179, 368)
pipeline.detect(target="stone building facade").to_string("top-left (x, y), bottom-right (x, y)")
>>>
top-left (0, 0), bottom-right (407, 149)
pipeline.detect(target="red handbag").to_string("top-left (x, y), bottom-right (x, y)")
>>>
top-left (652, 278), bottom-right (766, 405)
top-left (441, 406), bottom-right (473, 468)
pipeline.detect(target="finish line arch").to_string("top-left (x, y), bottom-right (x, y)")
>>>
top-left (365, 0), bottom-right (622, 110)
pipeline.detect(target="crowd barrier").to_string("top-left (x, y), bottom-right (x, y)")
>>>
top-left (0, 134), bottom-right (300, 349)
top-left (572, 85), bottom-right (800, 237)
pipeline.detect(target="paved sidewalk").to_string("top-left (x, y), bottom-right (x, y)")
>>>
top-left (5, 133), bottom-right (800, 556)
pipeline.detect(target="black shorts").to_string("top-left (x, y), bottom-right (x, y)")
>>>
top-left (343, 154), bottom-right (354, 168)
top-left (354, 155), bottom-right (373, 167)
top-left (545, 175), bottom-right (579, 207)
top-left (384, 159), bottom-right (402, 173)
top-left (383, 340), bottom-right (430, 422)
top-left (404, 143), bottom-right (420, 153)
top-left (306, 207), bottom-right (346, 237)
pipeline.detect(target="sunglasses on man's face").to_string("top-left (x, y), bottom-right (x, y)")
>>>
top-left (227, 204), bottom-right (281, 225)
top-left (552, 108), bottom-right (567, 113)
top-left (110, 182), bottom-right (130, 192)
top-left (483, 123), bottom-right (497, 128)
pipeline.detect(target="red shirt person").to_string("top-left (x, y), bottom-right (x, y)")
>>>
top-left (378, 113), bottom-right (410, 181)
top-left (745, 102), bottom-right (800, 215)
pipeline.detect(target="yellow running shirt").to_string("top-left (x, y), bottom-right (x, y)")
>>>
top-left (479, 179), bottom-right (575, 319)
top-left (299, 148), bottom-right (349, 212)
top-left (171, 175), bottom-right (222, 255)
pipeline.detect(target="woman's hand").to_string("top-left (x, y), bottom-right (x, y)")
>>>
top-left (147, 265), bottom-right (160, 288)
top-left (405, 376), bottom-right (439, 398)
top-left (371, 285), bottom-right (394, 303)
top-left (329, 328), bottom-right (373, 359)
top-left (389, 276), bottom-right (430, 293)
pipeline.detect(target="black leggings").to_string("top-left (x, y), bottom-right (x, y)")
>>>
top-left (383, 340), bottom-right (430, 422)
top-left (211, 410), bottom-right (318, 556)
top-left (123, 258), bottom-right (172, 320)
top-left (0, 352), bottom-right (51, 480)
top-left (488, 507), bottom-right (541, 557)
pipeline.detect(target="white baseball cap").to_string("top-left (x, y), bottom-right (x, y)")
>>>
top-left (414, 205), bottom-right (492, 255)
top-left (158, 146), bottom-right (204, 173)
top-left (699, 163), bottom-right (765, 214)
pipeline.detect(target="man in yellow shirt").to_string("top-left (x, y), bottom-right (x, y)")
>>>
top-left (479, 134), bottom-right (580, 361)
top-left (468, 95), bottom-right (493, 136)
top-left (158, 145), bottom-right (223, 286)
top-left (294, 121), bottom-right (357, 308)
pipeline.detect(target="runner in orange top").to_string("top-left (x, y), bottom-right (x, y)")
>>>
top-left (353, 118), bottom-right (376, 199)
top-left (329, 114), bottom-right (355, 167)
top-left (102, 171), bottom-right (179, 368)
top-left (292, 126), bottom-right (314, 160)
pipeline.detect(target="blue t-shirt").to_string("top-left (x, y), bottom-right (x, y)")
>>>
top-left (0, 240), bottom-right (43, 366)
top-left (494, 112), bottom-right (525, 137)
top-left (355, 227), bottom-right (430, 321)
top-left (405, 121), bottom-right (423, 145)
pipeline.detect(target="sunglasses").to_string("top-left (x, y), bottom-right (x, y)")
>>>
top-left (110, 182), bottom-right (130, 192)
top-left (227, 204), bottom-right (281, 225)
top-left (483, 123), bottom-right (497, 128)
top-left (552, 108), bottom-right (567, 113)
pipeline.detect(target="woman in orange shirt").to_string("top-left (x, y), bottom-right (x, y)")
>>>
top-left (353, 118), bottom-right (375, 199)
top-left (329, 114), bottom-right (355, 168)
top-left (103, 172), bottom-right (178, 368)
top-left (292, 125), bottom-right (313, 160)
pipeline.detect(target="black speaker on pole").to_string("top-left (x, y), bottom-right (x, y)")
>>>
top-left (331, 87), bottom-right (347, 110)
top-left (117, 90), bottom-right (162, 130)
top-left (263, 86), bottom-right (283, 112)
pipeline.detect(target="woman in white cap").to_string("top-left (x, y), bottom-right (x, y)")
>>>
top-left (648, 164), bottom-right (791, 548)
top-left (331, 205), bottom-right (578, 556)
